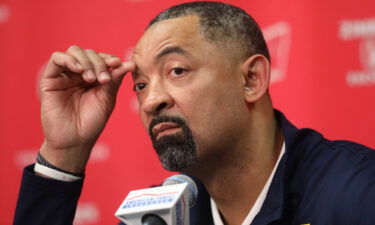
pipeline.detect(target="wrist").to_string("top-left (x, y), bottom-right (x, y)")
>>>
top-left (36, 152), bottom-right (85, 177)
top-left (39, 142), bottom-right (92, 174)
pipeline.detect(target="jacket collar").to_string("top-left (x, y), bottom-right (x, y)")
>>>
top-left (251, 110), bottom-right (294, 224)
top-left (190, 110), bottom-right (305, 225)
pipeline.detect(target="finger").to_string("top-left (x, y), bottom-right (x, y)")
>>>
top-left (110, 61), bottom-right (136, 84)
top-left (85, 49), bottom-right (111, 84)
top-left (67, 45), bottom-right (96, 83)
top-left (100, 61), bottom-right (136, 96)
top-left (98, 53), bottom-right (122, 68)
top-left (44, 51), bottom-right (84, 78)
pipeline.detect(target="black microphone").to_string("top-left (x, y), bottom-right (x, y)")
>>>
top-left (142, 213), bottom-right (167, 225)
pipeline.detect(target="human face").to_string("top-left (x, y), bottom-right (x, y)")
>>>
top-left (132, 16), bottom-right (250, 170)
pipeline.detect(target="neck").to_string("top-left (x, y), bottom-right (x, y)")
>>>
top-left (187, 100), bottom-right (284, 225)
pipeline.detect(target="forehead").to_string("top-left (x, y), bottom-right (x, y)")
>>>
top-left (134, 15), bottom-right (203, 59)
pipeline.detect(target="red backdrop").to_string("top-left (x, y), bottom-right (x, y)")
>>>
top-left (1, 0), bottom-right (374, 224)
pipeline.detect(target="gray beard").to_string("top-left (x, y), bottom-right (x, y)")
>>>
top-left (149, 116), bottom-right (197, 171)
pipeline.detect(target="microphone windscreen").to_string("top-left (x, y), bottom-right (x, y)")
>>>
top-left (162, 174), bottom-right (198, 207)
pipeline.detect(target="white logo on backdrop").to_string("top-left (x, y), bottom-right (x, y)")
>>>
top-left (339, 18), bottom-right (375, 87)
top-left (360, 39), bottom-right (375, 71)
top-left (263, 22), bottom-right (292, 84)
top-left (0, 4), bottom-right (10, 24)
top-left (130, 95), bottom-right (139, 114)
top-left (124, 47), bottom-right (134, 61)
top-left (74, 202), bottom-right (100, 225)
top-left (14, 149), bottom-right (38, 168)
top-left (90, 142), bottom-right (111, 162)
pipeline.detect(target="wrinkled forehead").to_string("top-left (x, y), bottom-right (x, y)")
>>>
top-left (133, 15), bottom-right (202, 59)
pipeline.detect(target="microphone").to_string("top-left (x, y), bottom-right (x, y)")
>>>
top-left (115, 174), bottom-right (198, 225)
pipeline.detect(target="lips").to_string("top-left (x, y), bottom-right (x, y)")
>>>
top-left (152, 122), bottom-right (181, 139)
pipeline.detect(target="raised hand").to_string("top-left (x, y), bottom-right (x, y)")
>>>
top-left (39, 45), bottom-right (135, 173)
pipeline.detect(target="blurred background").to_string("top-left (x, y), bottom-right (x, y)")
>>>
top-left (1, 0), bottom-right (374, 224)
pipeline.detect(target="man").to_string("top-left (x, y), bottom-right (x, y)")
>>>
top-left (14, 2), bottom-right (375, 225)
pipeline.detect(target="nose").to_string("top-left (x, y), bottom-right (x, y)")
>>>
top-left (141, 81), bottom-right (173, 115)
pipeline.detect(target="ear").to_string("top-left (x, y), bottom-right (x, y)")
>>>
top-left (241, 54), bottom-right (271, 103)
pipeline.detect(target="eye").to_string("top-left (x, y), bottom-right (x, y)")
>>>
top-left (133, 83), bottom-right (146, 92)
top-left (170, 68), bottom-right (186, 77)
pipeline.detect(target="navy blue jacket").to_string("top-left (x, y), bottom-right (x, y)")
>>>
top-left (14, 111), bottom-right (375, 225)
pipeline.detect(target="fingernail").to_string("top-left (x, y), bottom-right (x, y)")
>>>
top-left (86, 70), bottom-right (96, 81)
top-left (100, 72), bottom-right (110, 81)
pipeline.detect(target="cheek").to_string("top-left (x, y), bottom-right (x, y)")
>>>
top-left (177, 84), bottom-right (239, 133)
top-left (175, 78), bottom-right (247, 151)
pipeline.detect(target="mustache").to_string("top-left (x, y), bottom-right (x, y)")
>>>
top-left (148, 115), bottom-right (187, 138)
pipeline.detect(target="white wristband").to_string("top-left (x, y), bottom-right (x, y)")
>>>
top-left (34, 162), bottom-right (82, 182)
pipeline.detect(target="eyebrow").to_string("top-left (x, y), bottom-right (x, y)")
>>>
top-left (132, 46), bottom-right (191, 80)
top-left (155, 46), bottom-right (191, 61)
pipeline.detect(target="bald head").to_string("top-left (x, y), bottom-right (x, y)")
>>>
top-left (148, 1), bottom-right (270, 62)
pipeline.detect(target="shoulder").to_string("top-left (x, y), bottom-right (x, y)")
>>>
top-left (328, 141), bottom-right (375, 224)
top-left (286, 126), bottom-right (375, 174)
top-left (289, 130), bottom-right (375, 185)
top-left (277, 111), bottom-right (375, 224)
top-left (286, 133), bottom-right (375, 224)
top-left (307, 138), bottom-right (375, 173)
